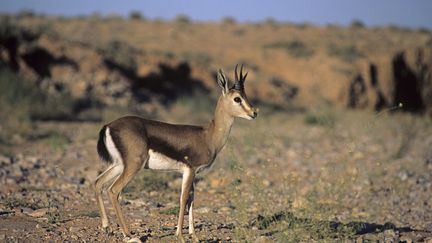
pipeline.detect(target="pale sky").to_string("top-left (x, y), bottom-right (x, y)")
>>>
top-left (1, 0), bottom-right (431, 29)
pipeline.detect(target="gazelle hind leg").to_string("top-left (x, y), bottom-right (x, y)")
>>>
top-left (107, 157), bottom-right (145, 236)
top-left (94, 163), bottom-right (123, 230)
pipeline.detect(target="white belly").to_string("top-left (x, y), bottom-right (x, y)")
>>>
top-left (146, 149), bottom-right (186, 171)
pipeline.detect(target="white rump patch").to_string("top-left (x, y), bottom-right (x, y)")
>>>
top-left (105, 127), bottom-right (123, 164)
top-left (146, 149), bottom-right (185, 171)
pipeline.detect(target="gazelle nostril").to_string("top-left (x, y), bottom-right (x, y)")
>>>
top-left (253, 112), bottom-right (257, 117)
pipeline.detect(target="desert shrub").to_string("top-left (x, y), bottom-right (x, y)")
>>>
top-left (174, 14), bottom-right (190, 24)
top-left (180, 51), bottom-right (212, 65)
top-left (263, 40), bottom-right (314, 58)
top-left (350, 19), bottom-right (365, 28)
top-left (232, 27), bottom-right (246, 36)
top-left (104, 14), bottom-right (123, 21)
top-left (304, 111), bottom-right (336, 128)
top-left (16, 9), bottom-right (37, 18)
top-left (222, 16), bottom-right (236, 25)
top-left (0, 67), bottom-right (76, 142)
top-left (0, 16), bottom-right (42, 45)
top-left (263, 17), bottom-right (278, 27)
top-left (2, 197), bottom-right (44, 210)
top-left (417, 27), bottom-right (431, 34)
top-left (129, 11), bottom-right (145, 20)
top-left (100, 40), bottom-right (137, 72)
top-left (327, 44), bottom-right (364, 62)
top-left (159, 206), bottom-right (179, 215)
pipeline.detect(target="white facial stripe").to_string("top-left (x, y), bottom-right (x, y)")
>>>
top-left (146, 149), bottom-right (186, 171)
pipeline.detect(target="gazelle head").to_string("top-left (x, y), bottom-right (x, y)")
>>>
top-left (217, 64), bottom-right (258, 120)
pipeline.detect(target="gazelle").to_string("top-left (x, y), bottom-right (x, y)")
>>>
top-left (94, 65), bottom-right (257, 241)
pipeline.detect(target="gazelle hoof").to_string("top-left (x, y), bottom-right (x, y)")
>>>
top-left (176, 235), bottom-right (186, 243)
top-left (191, 233), bottom-right (199, 242)
top-left (124, 236), bottom-right (141, 243)
top-left (102, 226), bottom-right (112, 235)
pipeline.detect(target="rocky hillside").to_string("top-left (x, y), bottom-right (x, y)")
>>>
top-left (1, 14), bottom-right (432, 115)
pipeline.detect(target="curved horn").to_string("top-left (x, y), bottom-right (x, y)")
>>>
top-left (232, 64), bottom-right (247, 91)
top-left (234, 64), bottom-right (239, 82)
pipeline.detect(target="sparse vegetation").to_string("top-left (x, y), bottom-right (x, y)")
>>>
top-left (2, 197), bottom-right (44, 210)
top-left (99, 40), bottom-right (137, 71)
top-left (77, 210), bottom-right (99, 218)
top-left (350, 19), bottom-right (365, 28)
top-left (304, 111), bottom-right (336, 127)
top-left (159, 206), bottom-right (179, 215)
top-left (263, 40), bottom-right (314, 58)
top-left (327, 44), bottom-right (364, 62)
top-left (41, 131), bottom-right (71, 152)
top-left (129, 11), bottom-right (145, 21)
top-left (0, 68), bottom-right (76, 142)
top-left (180, 51), bottom-right (212, 65)
top-left (175, 14), bottom-right (191, 24)
top-left (222, 16), bottom-right (236, 25)
top-left (0, 13), bottom-right (431, 243)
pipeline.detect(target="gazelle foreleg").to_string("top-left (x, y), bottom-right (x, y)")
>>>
top-left (176, 167), bottom-right (195, 242)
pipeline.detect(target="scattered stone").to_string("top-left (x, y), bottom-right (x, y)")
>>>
top-left (125, 237), bottom-right (142, 243)
top-left (0, 209), bottom-right (14, 216)
top-left (255, 236), bottom-right (269, 242)
top-left (69, 226), bottom-right (79, 233)
top-left (219, 207), bottom-right (231, 213)
top-left (0, 154), bottom-right (11, 165)
top-left (21, 207), bottom-right (34, 214)
top-left (400, 235), bottom-right (413, 243)
top-left (194, 207), bottom-right (210, 214)
top-left (262, 179), bottom-right (271, 187)
top-left (210, 178), bottom-right (228, 188)
top-left (28, 208), bottom-right (49, 218)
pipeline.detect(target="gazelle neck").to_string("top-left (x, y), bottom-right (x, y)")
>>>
top-left (207, 96), bottom-right (234, 153)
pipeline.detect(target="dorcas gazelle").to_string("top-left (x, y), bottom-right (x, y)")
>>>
top-left (94, 65), bottom-right (257, 242)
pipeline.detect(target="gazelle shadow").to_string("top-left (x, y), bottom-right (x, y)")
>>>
top-left (249, 211), bottom-right (427, 237)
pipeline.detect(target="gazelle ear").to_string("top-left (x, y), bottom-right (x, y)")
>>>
top-left (217, 69), bottom-right (229, 95)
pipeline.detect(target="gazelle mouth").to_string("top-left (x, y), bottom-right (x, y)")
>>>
top-left (248, 112), bottom-right (258, 119)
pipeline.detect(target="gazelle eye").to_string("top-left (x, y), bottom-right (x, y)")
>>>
top-left (234, 97), bottom-right (242, 103)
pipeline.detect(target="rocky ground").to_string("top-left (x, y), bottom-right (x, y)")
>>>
top-left (1, 14), bottom-right (432, 243)
top-left (1, 104), bottom-right (432, 242)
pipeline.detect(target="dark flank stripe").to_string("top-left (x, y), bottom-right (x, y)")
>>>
top-left (148, 137), bottom-right (194, 166)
